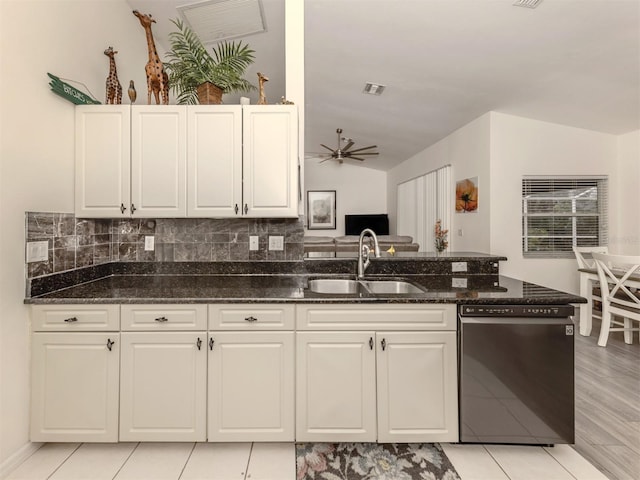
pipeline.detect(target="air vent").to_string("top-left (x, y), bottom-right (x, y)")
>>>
top-left (177, 0), bottom-right (266, 45)
top-left (513, 0), bottom-right (543, 8)
top-left (363, 83), bottom-right (386, 96)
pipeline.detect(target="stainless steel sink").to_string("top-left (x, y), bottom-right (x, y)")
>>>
top-left (307, 278), bottom-right (426, 295)
top-left (307, 278), bottom-right (361, 294)
top-left (359, 279), bottom-right (426, 294)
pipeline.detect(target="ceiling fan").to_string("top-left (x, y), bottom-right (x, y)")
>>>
top-left (315, 128), bottom-right (379, 164)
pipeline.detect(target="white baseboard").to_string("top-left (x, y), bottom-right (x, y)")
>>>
top-left (0, 442), bottom-right (43, 480)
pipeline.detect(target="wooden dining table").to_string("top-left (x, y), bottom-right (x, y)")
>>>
top-left (577, 267), bottom-right (640, 336)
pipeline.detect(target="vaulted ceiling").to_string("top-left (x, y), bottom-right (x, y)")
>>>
top-left (127, 0), bottom-right (640, 171)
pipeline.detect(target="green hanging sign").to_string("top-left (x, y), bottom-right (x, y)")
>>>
top-left (47, 73), bottom-right (101, 105)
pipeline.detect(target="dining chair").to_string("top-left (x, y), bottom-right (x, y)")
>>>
top-left (592, 253), bottom-right (640, 347)
top-left (573, 246), bottom-right (608, 335)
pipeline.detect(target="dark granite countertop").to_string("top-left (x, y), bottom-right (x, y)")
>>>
top-left (25, 272), bottom-right (585, 305)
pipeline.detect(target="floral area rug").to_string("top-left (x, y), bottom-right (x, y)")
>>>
top-left (296, 443), bottom-right (461, 480)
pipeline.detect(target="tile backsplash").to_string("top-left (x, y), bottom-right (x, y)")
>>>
top-left (25, 212), bottom-right (304, 279)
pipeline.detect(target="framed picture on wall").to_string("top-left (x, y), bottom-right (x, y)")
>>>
top-left (307, 190), bottom-right (336, 229)
top-left (456, 176), bottom-right (479, 213)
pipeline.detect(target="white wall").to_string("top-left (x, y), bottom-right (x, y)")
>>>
top-left (614, 130), bottom-right (640, 254)
top-left (304, 160), bottom-right (387, 236)
top-left (0, 0), bottom-right (151, 468)
top-left (489, 112), bottom-right (618, 294)
top-left (387, 113), bottom-right (491, 252)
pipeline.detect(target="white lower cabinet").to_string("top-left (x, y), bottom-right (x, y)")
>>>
top-left (31, 302), bottom-right (458, 443)
top-left (208, 331), bottom-right (294, 441)
top-left (376, 331), bottom-right (458, 443)
top-left (295, 304), bottom-right (459, 443)
top-left (119, 332), bottom-right (207, 441)
top-left (30, 332), bottom-right (120, 442)
top-left (296, 332), bottom-right (377, 442)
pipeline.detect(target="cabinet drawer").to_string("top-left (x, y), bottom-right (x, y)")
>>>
top-left (31, 305), bottom-right (120, 331)
top-left (209, 304), bottom-right (295, 330)
top-left (121, 304), bottom-right (207, 331)
top-left (296, 304), bottom-right (457, 331)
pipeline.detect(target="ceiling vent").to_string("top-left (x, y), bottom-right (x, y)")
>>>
top-left (177, 0), bottom-right (266, 45)
top-left (363, 83), bottom-right (386, 96)
top-left (512, 0), bottom-right (543, 8)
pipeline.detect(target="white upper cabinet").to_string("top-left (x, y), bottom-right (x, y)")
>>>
top-left (131, 106), bottom-right (187, 217)
top-left (242, 105), bottom-right (298, 217)
top-left (75, 105), bottom-right (298, 218)
top-left (187, 106), bottom-right (243, 217)
top-left (75, 105), bottom-right (130, 217)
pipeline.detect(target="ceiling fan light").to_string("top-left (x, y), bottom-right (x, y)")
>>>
top-left (363, 82), bottom-right (386, 95)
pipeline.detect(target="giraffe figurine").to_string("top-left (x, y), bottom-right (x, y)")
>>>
top-left (133, 10), bottom-right (169, 105)
top-left (104, 47), bottom-right (122, 105)
top-left (257, 72), bottom-right (269, 105)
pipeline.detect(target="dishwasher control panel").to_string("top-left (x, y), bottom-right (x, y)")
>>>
top-left (459, 304), bottom-right (574, 317)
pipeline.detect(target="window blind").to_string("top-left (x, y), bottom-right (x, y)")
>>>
top-left (522, 176), bottom-right (608, 258)
top-left (397, 165), bottom-right (451, 252)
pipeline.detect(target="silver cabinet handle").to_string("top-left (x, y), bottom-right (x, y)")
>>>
top-left (235, 204), bottom-right (239, 215)
top-left (369, 337), bottom-right (374, 350)
top-left (381, 338), bottom-right (386, 351)
top-left (106, 338), bottom-right (115, 351)
top-left (209, 337), bottom-right (214, 351)
top-left (244, 204), bottom-right (248, 215)
top-left (244, 316), bottom-right (258, 323)
top-left (196, 337), bottom-right (202, 350)
top-left (120, 203), bottom-right (127, 214)
top-left (131, 203), bottom-right (137, 214)
top-left (155, 316), bottom-right (168, 323)
top-left (64, 317), bottom-right (78, 323)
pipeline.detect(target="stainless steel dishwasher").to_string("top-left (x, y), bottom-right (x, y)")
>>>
top-left (458, 304), bottom-right (575, 445)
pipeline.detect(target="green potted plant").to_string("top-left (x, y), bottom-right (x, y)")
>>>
top-left (164, 18), bottom-right (256, 104)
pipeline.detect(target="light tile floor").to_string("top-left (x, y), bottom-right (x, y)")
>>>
top-left (4, 442), bottom-right (609, 480)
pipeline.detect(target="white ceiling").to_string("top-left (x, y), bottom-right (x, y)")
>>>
top-left (127, 0), bottom-right (640, 171)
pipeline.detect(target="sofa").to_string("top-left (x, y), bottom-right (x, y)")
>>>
top-left (304, 235), bottom-right (420, 254)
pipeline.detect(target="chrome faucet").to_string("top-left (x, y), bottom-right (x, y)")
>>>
top-left (357, 228), bottom-right (381, 279)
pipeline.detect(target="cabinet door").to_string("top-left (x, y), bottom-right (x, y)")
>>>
top-left (119, 332), bottom-right (207, 441)
top-left (75, 105), bottom-right (130, 217)
top-left (208, 332), bottom-right (294, 441)
top-left (31, 333), bottom-right (119, 442)
top-left (131, 106), bottom-right (187, 217)
top-left (187, 106), bottom-right (242, 217)
top-left (242, 105), bottom-right (298, 217)
top-left (376, 331), bottom-right (458, 442)
top-left (296, 331), bottom-right (376, 442)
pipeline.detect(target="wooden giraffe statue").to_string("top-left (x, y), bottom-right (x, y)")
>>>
top-left (257, 72), bottom-right (269, 105)
top-left (133, 10), bottom-right (169, 105)
top-left (104, 47), bottom-right (122, 105)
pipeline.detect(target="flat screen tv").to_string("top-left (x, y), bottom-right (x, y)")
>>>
top-left (345, 214), bottom-right (389, 236)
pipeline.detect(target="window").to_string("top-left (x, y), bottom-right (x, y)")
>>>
top-left (522, 176), bottom-right (608, 258)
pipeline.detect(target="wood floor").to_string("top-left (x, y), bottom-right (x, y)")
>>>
top-left (573, 317), bottom-right (640, 480)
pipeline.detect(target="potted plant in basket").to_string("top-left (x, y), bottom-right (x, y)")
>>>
top-left (164, 18), bottom-right (256, 104)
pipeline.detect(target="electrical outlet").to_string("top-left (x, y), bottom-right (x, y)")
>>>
top-left (26, 241), bottom-right (48, 263)
top-left (452, 277), bottom-right (468, 289)
top-left (249, 235), bottom-right (259, 251)
top-left (458, 228), bottom-right (464, 236)
top-left (144, 236), bottom-right (155, 251)
top-left (268, 235), bottom-right (284, 251)
top-left (452, 261), bottom-right (467, 272)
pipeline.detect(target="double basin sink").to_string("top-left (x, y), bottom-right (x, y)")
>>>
top-left (307, 278), bottom-right (427, 296)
